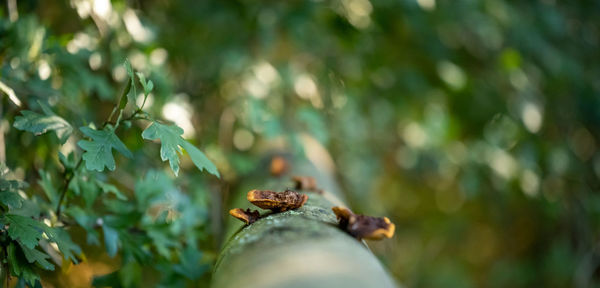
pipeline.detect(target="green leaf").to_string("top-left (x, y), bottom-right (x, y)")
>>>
top-left (102, 224), bottom-right (119, 257)
top-left (148, 229), bottom-right (176, 258)
top-left (113, 224), bottom-right (151, 263)
top-left (3, 214), bottom-right (45, 249)
top-left (8, 243), bottom-right (43, 287)
top-left (142, 122), bottom-right (219, 177)
top-left (43, 226), bottom-right (82, 263)
top-left (19, 244), bottom-right (55, 271)
top-left (0, 178), bottom-right (27, 209)
top-left (69, 172), bottom-right (100, 207)
top-left (38, 169), bottom-right (58, 207)
top-left (181, 141), bottom-right (220, 178)
top-left (0, 190), bottom-right (24, 209)
top-left (119, 79), bottom-right (132, 110)
top-left (136, 72), bottom-right (152, 95)
top-left (125, 60), bottom-right (137, 106)
top-left (173, 247), bottom-right (207, 280)
top-left (119, 260), bottom-right (142, 287)
top-left (136, 72), bottom-right (153, 109)
top-left (8, 242), bottom-right (22, 276)
top-left (141, 122), bottom-right (183, 176)
top-left (19, 268), bottom-right (41, 288)
top-left (95, 180), bottom-right (127, 200)
top-left (13, 104), bottom-right (73, 144)
top-left (58, 152), bottom-right (70, 170)
top-left (146, 80), bottom-right (154, 94)
top-left (77, 126), bottom-right (132, 172)
top-left (0, 178), bottom-right (28, 191)
top-left (134, 170), bottom-right (173, 208)
top-left (66, 207), bottom-right (100, 245)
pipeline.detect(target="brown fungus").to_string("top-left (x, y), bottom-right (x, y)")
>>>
top-left (332, 206), bottom-right (353, 226)
top-left (247, 189), bottom-right (308, 212)
top-left (332, 206), bottom-right (395, 240)
top-left (229, 208), bottom-right (261, 225)
top-left (270, 156), bottom-right (288, 177)
top-left (292, 176), bottom-right (321, 193)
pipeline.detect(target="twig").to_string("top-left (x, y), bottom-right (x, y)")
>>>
top-left (55, 159), bottom-right (82, 218)
top-left (2, 243), bottom-right (10, 288)
top-left (7, 0), bottom-right (18, 22)
top-left (0, 117), bottom-right (6, 164)
top-left (0, 80), bottom-right (21, 107)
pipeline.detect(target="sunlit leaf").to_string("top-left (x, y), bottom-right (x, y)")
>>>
top-left (3, 214), bottom-right (45, 249)
top-left (181, 141), bottom-right (220, 178)
top-left (142, 122), bottom-right (219, 177)
top-left (43, 226), bottom-right (82, 263)
top-left (77, 126), bottom-right (132, 172)
top-left (13, 104), bottom-right (72, 144)
top-left (124, 60), bottom-right (137, 106)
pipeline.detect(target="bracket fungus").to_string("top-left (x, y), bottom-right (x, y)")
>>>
top-left (270, 156), bottom-right (289, 177)
top-left (292, 176), bottom-right (322, 193)
top-left (229, 208), bottom-right (261, 225)
top-left (332, 206), bottom-right (395, 240)
top-left (247, 189), bottom-right (308, 212)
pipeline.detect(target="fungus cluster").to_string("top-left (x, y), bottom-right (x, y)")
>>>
top-left (229, 186), bottom-right (309, 224)
top-left (229, 208), bottom-right (261, 225)
top-left (247, 189), bottom-right (308, 212)
top-left (332, 206), bottom-right (395, 240)
top-left (228, 171), bottom-right (395, 242)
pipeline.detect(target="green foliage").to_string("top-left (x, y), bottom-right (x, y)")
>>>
top-left (180, 141), bottom-right (220, 178)
top-left (136, 72), bottom-right (154, 100)
top-left (142, 123), bottom-right (185, 176)
top-left (0, 212), bottom-right (81, 286)
top-left (44, 227), bottom-right (82, 263)
top-left (1, 11), bottom-right (218, 283)
top-left (101, 225), bottom-right (119, 258)
top-left (13, 103), bottom-right (72, 144)
top-left (173, 247), bottom-right (206, 280)
top-left (20, 244), bottom-right (55, 271)
top-left (3, 214), bottom-right (47, 249)
top-left (142, 122), bottom-right (219, 177)
top-left (124, 60), bottom-right (137, 107)
top-left (38, 169), bottom-right (58, 206)
top-left (0, 176), bottom-right (27, 209)
top-left (78, 126), bottom-right (133, 172)
top-left (8, 242), bottom-right (42, 287)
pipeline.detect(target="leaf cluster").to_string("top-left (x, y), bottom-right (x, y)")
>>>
top-left (2, 14), bottom-right (219, 285)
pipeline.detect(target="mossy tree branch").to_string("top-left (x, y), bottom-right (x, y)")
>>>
top-left (213, 158), bottom-right (398, 288)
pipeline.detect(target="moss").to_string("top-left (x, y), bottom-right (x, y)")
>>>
top-left (215, 192), bottom-right (340, 271)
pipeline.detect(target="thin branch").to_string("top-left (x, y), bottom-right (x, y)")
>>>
top-left (0, 114), bottom-right (5, 164)
top-left (55, 159), bottom-right (82, 218)
top-left (7, 0), bottom-right (18, 22)
top-left (0, 80), bottom-right (21, 107)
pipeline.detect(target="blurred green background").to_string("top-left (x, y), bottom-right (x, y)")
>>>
top-left (1, 0), bottom-right (600, 287)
